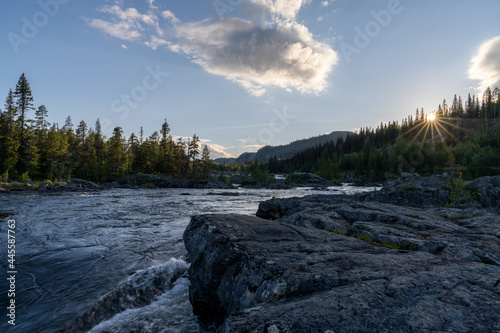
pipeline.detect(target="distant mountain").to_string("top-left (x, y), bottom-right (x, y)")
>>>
top-left (214, 131), bottom-right (351, 164)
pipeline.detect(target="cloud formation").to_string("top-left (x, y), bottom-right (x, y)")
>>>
top-left (169, 19), bottom-right (337, 96)
top-left (86, 4), bottom-right (161, 41)
top-left (86, 0), bottom-right (338, 96)
top-left (469, 36), bottom-right (500, 94)
top-left (248, 0), bottom-right (311, 20)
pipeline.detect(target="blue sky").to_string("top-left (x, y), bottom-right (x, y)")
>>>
top-left (1, 0), bottom-right (500, 158)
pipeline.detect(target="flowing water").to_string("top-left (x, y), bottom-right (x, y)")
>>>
top-left (0, 185), bottom-right (375, 333)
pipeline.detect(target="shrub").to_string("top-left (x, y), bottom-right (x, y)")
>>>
top-left (0, 171), bottom-right (8, 182)
top-left (445, 173), bottom-right (476, 208)
top-left (20, 172), bottom-right (30, 182)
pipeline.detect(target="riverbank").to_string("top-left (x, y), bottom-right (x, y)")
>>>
top-left (184, 175), bottom-right (500, 332)
top-left (0, 173), bottom-right (234, 193)
top-left (0, 172), bottom-right (354, 193)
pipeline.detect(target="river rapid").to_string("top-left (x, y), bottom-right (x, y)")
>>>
top-left (0, 185), bottom-right (375, 333)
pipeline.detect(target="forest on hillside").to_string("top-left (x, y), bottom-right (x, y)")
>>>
top-left (264, 88), bottom-right (500, 182)
top-left (0, 74), bottom-right (211, 182)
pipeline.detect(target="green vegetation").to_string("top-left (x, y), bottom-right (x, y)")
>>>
top-left (400, 182), bottom-right (417, 190)
top-left (445, 173), bottom-right (477, 207)
top-left (356, 234), bottom-right (372, 243)
top-left (0, 74), bottom-right (212, 182)
top-left (380, 240), bottom-right (419, 251)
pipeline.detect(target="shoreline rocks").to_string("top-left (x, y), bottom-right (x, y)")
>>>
top-left (0, 174), bottom-right (235, 193)
top-left (184, 175), bottom-right (500, 332)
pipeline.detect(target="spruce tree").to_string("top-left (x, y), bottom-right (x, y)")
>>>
top-left (35, 105), bottom-right (49, 132)
top-left (201, 144), bottom-right (211, 177)
top-left (14, 74), bottom-right (35, 173)
top-left (0, 91), bottom-right (20, 174)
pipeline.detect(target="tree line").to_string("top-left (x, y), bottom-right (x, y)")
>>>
top-left (0, 73), bottom-right (211, 182)
top-left (266, 87), bottom-right (500, 182)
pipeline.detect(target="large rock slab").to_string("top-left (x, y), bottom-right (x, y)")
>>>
top-left (184, 211), bottom-right (500, 333)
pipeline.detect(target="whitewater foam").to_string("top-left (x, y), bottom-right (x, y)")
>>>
top-left (58, 258), bottom-right (197, 332)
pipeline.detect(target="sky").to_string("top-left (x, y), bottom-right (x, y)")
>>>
top-left (1, 0), bottom-right (500, 158)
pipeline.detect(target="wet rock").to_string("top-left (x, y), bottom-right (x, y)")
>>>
top-left (67, 179), bottom-right (102, 190)
top-left (206, 192), bottom-right (241, 196)
top-left (239, 180), bottom-right (292, 190)
top-left (285, 173), bottom-right (336, 187)
top-left (120, 173), bottom-right (235, 189)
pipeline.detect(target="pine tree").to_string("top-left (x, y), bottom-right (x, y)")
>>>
top-left (159, 119), bottom-right (174, 175)
top-left (108, 127), bottom-right (124, 174)
top-left (14, 74), bottom-right (35, 173)
top-left (35, 105), bottom-right (49, 133)
top-left (0, 91), bottom-right (20, 174)
top-left (63, 116), bottom-right (73, 132)
top-left (451, 95), bottom-right (458, 115)
top-left (14, 74), bottom-right (35, 142)
top-left (76, 120), bottom-right (88, 144)
top-left (201, 144), bottom-right (211, 177)
top-left (442, 99), bottom-right (448, 116)
top-left (457, 96), bottom-right (464, 117)
top-left (4, 90), bottom-right (18, 131)
top-left (94, 119), bottom-right (105, 167)
top-left (188, 134), bottom-right (200, 176)
top-left (483, 87), bottom-right (492, 120)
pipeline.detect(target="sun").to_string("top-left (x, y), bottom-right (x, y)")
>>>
top-left (428, 113), bottom-right (436, 122)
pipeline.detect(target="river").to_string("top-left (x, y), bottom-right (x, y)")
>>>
top-left (0, 185), bottom-right (375, 333)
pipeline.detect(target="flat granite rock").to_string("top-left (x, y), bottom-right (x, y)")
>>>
top-left (184, 210), bottom-right (500, 333)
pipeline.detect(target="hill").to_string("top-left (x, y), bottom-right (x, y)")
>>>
top-left (214, 131), bottom-right (350, 164)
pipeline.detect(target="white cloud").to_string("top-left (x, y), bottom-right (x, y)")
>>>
top-left (169, 19), bottom-right (338, 96)
top-left (147, 0), bottom-right (157, 9)
top-left (87, 18), bottom-right (142, 41)
top-left (317, 16), bottom-right (323, 21)
top-left (248, 0), bottom-right (311, 21)
top-left (242, 144), bottom-right (266, 151)
top-left (321, 1), bottom-right (329, 7)
top-left (469, 36), bottom-right (500, 94)
top-left (121, 44), bottom-right (128, 49)
top-left (86, 4), bottom-right (162, 41)
top-left (161, 10), bottom-right (180, 24)
top-left (206, 143), bottom-right (237, 159)
top-left (87, 0), bottom-right (338, 96)
top-left (145, 35), bottom-right (169, 50)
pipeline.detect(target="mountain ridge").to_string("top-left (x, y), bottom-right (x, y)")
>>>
top-left (214, 131), bottom-right (351, 164)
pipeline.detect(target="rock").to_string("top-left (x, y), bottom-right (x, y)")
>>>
top-left (185, 206), bottom-right (500, 332)
top-left (470, 175), bottom-right (500, 210)
top-left (285, 173), bottom-right (336, 187)
top-left (363, 174), bottom-right (450, 208)
top-left (206, 192), bottom-right (241, 197)
top-left (239, 180), bottom-right (292, 190)
top-left (120, 173), bottom-right (235, 189)
top-left (69, 179), bottom-right (102, 190)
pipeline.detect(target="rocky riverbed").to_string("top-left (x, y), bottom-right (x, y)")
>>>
top-left (184, 175), bottom-right (500, 332)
